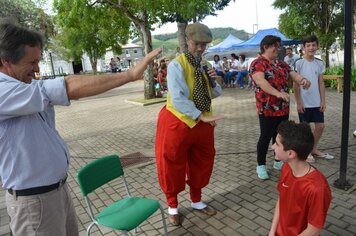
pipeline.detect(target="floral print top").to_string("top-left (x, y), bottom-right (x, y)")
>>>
top-left (249, 56), bottom-right (292, 117)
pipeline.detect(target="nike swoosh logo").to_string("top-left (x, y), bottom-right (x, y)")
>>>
top-left (282, 183), bottom-right (289, 188)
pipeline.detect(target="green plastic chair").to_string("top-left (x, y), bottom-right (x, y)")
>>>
top-left (77, 154), bottom-right (168, 236)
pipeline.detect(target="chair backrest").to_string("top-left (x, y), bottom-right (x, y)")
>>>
top-left (77, 154), bottom-right (124, 196)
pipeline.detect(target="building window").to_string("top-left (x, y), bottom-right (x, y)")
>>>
top-left (134, 49), bottom-right (137, 54)
top-left (125, 49), bottom-right (129, 54)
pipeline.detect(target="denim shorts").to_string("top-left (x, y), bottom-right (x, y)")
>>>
top-left (298, 107), bottom-right (324, 123)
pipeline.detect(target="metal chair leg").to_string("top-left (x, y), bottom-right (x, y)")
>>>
top-left (86, 222), bottom-right (96, 236)
top-left (159, 204), bottom-right (168, 236)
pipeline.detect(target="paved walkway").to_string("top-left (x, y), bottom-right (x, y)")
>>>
top-left (1, 80), bottom-right (356, 235)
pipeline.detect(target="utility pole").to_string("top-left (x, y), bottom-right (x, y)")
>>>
top-left (49, 51), bottom-right (55, 78)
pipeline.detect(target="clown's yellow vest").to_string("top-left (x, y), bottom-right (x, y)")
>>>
top-left (166, 54), bottom-right (213, 128)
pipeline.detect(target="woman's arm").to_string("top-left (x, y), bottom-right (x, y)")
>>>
top-left (252, 72), bottom-right (290, 102)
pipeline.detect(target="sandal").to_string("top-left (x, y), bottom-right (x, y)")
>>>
top-left (312, 153), bottom-right (334, 160)
top-left (306, 154), bottom-right (316, 163)
top-left (193, 206), bottom-right (217, 216)
top-left (168, 214), bottom-right (181, 226)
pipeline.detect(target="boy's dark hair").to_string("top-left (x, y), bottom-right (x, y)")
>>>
top-left (303, 35), bottom-right (319, 46)
top-left (277, 120), bottom-right (314, 160)
top-left (0, 18), bottom-right (44, 66)
top-left (260, 35), bottom-right (281, 54)
top-left (230, 53), bottom-right (238, 59)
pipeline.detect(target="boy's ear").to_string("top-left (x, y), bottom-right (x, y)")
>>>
top-left (287, 150), bottom-right (297, 159)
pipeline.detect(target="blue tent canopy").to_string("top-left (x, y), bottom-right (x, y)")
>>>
top-left (207, 34), bottom-right (244, 53)
top-left (231, 28), bottom-right (301, 50)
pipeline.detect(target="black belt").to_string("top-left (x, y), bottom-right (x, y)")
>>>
top-left (8, 176), bottom-right (67, 197)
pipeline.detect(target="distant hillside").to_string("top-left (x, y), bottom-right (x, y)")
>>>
top-left (133, 27), bottom-right (251, 59)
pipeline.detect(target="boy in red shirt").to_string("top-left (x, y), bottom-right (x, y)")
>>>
top-left (269, 120), bottom-right (332, 236)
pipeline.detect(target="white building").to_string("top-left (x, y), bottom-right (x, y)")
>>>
top-left (39, 43), bottom-right (144, 76)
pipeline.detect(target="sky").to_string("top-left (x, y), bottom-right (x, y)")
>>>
top-left (45, 0), bottom-right (284, 35)
top-left (152, 0), bottom-right (285, 35)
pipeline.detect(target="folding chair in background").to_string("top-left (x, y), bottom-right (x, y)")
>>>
top-left (77, 154), bottom-right (168, 236)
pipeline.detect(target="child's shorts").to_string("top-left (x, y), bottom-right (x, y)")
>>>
top-left (298, 107), bottom-right (324, 123)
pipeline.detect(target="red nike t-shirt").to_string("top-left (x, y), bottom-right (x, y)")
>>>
top-left (277, 163), bottom-right (332, 235)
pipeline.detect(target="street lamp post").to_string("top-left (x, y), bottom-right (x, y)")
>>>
top-left (49, 51), bottom-right (55, 78)
top-left (253, 24), bottom-right (259, 34)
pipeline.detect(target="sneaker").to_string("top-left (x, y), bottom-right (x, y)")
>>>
top-left (256, 165), bottom-right (269, 180)
top-left (273, 161), bottom-right (284, 170)
top-left (312, 153), bottom-right (334, 160)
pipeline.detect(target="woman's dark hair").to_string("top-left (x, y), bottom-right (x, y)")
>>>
top-left (213, 54), bottom-right (220, 62)
top-left (230, 53), bottom-right (238, 59)
top-left (260, 35), bottom-right (281, 54)
top-left (277, 120), bottom-right (314, 161)
top-left (160, 62), bottom-right (167, 70)
top-left (0, 18), bottom-right (44, 66)
top-left (239, 54), bottom-right (246, 61)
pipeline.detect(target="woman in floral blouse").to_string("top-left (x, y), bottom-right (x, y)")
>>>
top-left (249, 35), bottom-right (310, 180)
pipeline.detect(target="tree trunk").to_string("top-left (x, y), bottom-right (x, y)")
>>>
top-left (106, 2), bottom-right (155, 99)
top-left (325, 49), bottom-right (330, 68)
top-left (89, 57), bottom-right (98, 74)
top-left (177, 21), bottom-right (187, 52)
top-left (138, 20), bottom-right (155, 99)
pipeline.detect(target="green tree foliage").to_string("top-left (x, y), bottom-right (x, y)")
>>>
top-left (159, 0), bottom-right (232, 23)
top-left (53, 0), bottom-right (130, 74)
top-left (154, 27), bottom-right (250, 42)
top-left (97, 0), bottom-right (168, 99)
top-left (88, 0), bottom-right (233, 98)
top-left (150, 27), bottom-right (250, 59)
top-left (158, 0), bottom-right (233, 51)
top-left (0, 0), bottom-right (54, 44)
top-left (273, 0), bottom-right (344, 67)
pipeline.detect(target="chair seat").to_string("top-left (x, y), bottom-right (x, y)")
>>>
top-left (96, 197), bottom-right (160, 231)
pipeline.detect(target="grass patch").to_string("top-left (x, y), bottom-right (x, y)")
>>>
top-left (126, 97), bottom-right (166, 106)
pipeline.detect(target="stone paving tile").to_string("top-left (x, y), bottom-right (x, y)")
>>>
top-left (1, 81), bottom-right (356, 235)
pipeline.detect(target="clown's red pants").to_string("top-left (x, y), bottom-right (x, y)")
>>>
top-left (155, 106), bottom-right (215, 208)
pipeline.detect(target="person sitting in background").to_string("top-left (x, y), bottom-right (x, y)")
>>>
top-left (175, 46), bottom-right (181, 57)
top-left (235, 54), bottom-right (248, 89)
top-left (212, 54), bottom-right (224, 77)
top-left (158, 58), bottom-right (166, 70)
top-left (283, 47), bottom-right (299, 70)
top-left (224, 53), bottom-right (239, 87)
top-left (109, 57), bottom-right (117, 73)
top-left (299, 49), bottom-right (304, 58)
top-left (222, 56), bottom-right (230, 74)
top-left (153, 62), bottom-right (159, 78)
top-left (157, 61), bottom-right (167, 91)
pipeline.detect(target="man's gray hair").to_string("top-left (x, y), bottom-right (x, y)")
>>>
top-left (0, 18), bottom-right (44, 66)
